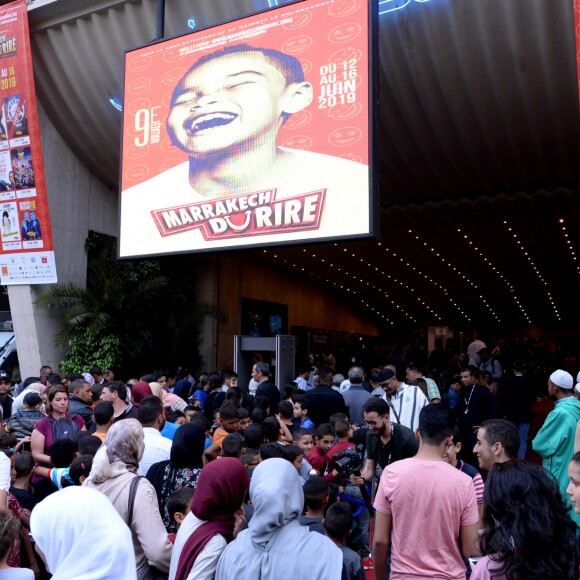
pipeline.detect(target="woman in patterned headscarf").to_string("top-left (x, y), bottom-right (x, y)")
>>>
top-left (84, 419), bottom-right (173, 580)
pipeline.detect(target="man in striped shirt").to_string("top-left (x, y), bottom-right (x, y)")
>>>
top-left (377, 368), bottom-right (428, 432)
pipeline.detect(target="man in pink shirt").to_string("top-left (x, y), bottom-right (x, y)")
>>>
top-left (373, 404), bottom-right (479, 580)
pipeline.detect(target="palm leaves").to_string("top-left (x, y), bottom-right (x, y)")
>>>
top-left (35, 232), bottom-right (222, 374)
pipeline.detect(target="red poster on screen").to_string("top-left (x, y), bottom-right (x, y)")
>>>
top-left (0, 0), bottom-right (56, 284)
top-left (119, 0), bottom-right (376, 258)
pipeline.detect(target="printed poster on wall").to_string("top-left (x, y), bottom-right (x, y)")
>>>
top-left (0, 0), bottom-right (57, 284)
top-left (119, 0), bottom-right (376, 258)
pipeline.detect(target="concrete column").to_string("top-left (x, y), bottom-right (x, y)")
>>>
top-left (195, 256), bottom-right (218, 373)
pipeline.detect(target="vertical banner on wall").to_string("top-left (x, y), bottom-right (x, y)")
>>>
top-left (119, 0), bottom-right (377, 258)
top-left (0, 0), bottom-right (56, 284)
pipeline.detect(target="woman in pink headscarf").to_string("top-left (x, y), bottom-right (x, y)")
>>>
top-left (150, 381), bottom-right (187, 413)
top-left (169, 458), bottom-right (249, 580)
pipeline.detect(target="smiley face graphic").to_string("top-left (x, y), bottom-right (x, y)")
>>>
top-left (281, 35), bottom-right (313, 55)
top-left (283, 110), bottom-right (313, 129)
top-left (280, 135), bottom-right (313, 150)
top-left (128, 55), bottom-right (153, 74)
top-left (328, 126), bottom-right (363, 147)
top-left (162, 67), bottom-right (188, 87)
top-left (328, 0), bottom-right (362, 18)
top-left (128, 77), bottom-right (152, 95)
top-left (125, 164), bottom-right (150, 182)
top-left (328, 23), bottom-right (362, 44)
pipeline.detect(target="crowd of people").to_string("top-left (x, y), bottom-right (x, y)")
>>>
top-left (0, 352), bottom-right (579, 579)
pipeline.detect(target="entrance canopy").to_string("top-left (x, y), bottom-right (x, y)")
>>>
top-left (24, 0), bottom-right (580, 329)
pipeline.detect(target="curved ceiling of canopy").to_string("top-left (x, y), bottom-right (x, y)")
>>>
top-left (21, 0), bottom-right (580, 331)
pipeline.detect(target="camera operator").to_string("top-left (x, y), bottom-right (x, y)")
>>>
top-left (334, 430), bottom-right (372, 568)
top-left (351, 397), bottom-right (418, 487)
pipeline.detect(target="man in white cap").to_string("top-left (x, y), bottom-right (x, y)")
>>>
top-left (532, 369), bottom-right (580, 525)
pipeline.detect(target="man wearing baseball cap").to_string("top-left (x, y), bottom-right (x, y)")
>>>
top-left (532, 369), bottom-right (580, 525)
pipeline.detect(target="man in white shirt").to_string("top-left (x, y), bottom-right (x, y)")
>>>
top-left (137, 396), bottom-right (172, 476)
top-left (376, 368), bottom-right (428, 432)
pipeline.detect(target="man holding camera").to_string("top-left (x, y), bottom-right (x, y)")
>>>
top-left (349, 397), bottom-right (419, 571)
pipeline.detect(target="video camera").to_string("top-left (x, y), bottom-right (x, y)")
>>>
top-left (333, 444), bottom-right (365, 476)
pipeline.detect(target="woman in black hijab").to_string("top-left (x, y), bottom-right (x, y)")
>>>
top-left (146, 423), bottom-right (206, 532)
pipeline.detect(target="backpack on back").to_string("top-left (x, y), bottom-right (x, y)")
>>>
top-left (47, 415), bottom-right (80, 441)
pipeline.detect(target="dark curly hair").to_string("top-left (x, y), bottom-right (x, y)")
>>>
top-left (479, 459), bottom-right (579, 579)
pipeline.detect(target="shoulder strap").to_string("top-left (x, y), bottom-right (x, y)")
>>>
top-left (386, 395), bottom-right (401, 424)
top-left (127, 475), bottom-right (145, 526)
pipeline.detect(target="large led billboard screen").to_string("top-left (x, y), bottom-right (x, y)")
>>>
top-left (119, 0), bottom-right (376, 258)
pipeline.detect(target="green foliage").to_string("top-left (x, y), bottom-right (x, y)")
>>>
top-left (59, 329), bottom-right (122, 374)
top-left (35, 232), bottom-right (222, 376)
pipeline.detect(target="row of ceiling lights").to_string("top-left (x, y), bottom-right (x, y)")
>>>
top-left (263, 217), bottom-right (570, 325)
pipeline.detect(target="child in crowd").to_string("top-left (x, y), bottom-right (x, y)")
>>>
top-left (241, 448), bottom-right (260, 477)
top-left (225, 387), bottom-right (243, 408)
top-left (262, 416), bottom-right (292, 444)
top-left (34, 438), bottom-right (77, 490)
top-left (293, 427), bottom-right (315, 459)
top-left (244, 424), bottom-right (265, 450)
top-left (7, 392), bottom-right (44, 442)
top-left (277, 400), bottom-right (299, 433)
top-left (205, 403), bottom-right (240, 460)
top-left (250, 407), bottom-right (265, 425)
top-left (308, 423), bottom-right (336, 477)
top-left (76, 434), bottom-right (102, 457)
top-left (183, 405), bottom-right (198, 423)
top-left (284, 444), bottom-right (305, 473)
top-left (222, 433), bottom-right (245, 459)
top-left (293, 397), bottom-right (316, 429)
top-left (283, 444), bottom-right (312, 484)
top-left (259, 442), bottom-right (285, 460)
top-left (299, 476), bottom-right (329, 534)
top-left (92, 401), bottom-right (114, 442)
top-left (0, 509), bottom-right (34, 580)
top-left (327, 419), bottom-right (354, 473)
top-left (190, 379), bottom-right (210, 411)
top-left (443, 428), bottom-right (485, 518)
top-left (324, 503), bottom-right (366, 580)
top-left (329, 412), bottom-right (349, 430)
top-left (237, 407), bottom-right (251, 432)
top-left (166, 410), bottom-right (186, 425)
top-left (166, 487), bottom-right (195, 543)
top-left (9, 452), bottom-right (35, 511)
top-left (252, 396), bottom-right (271, 417)
top-left (67, 455), bottom-right (93, 486)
